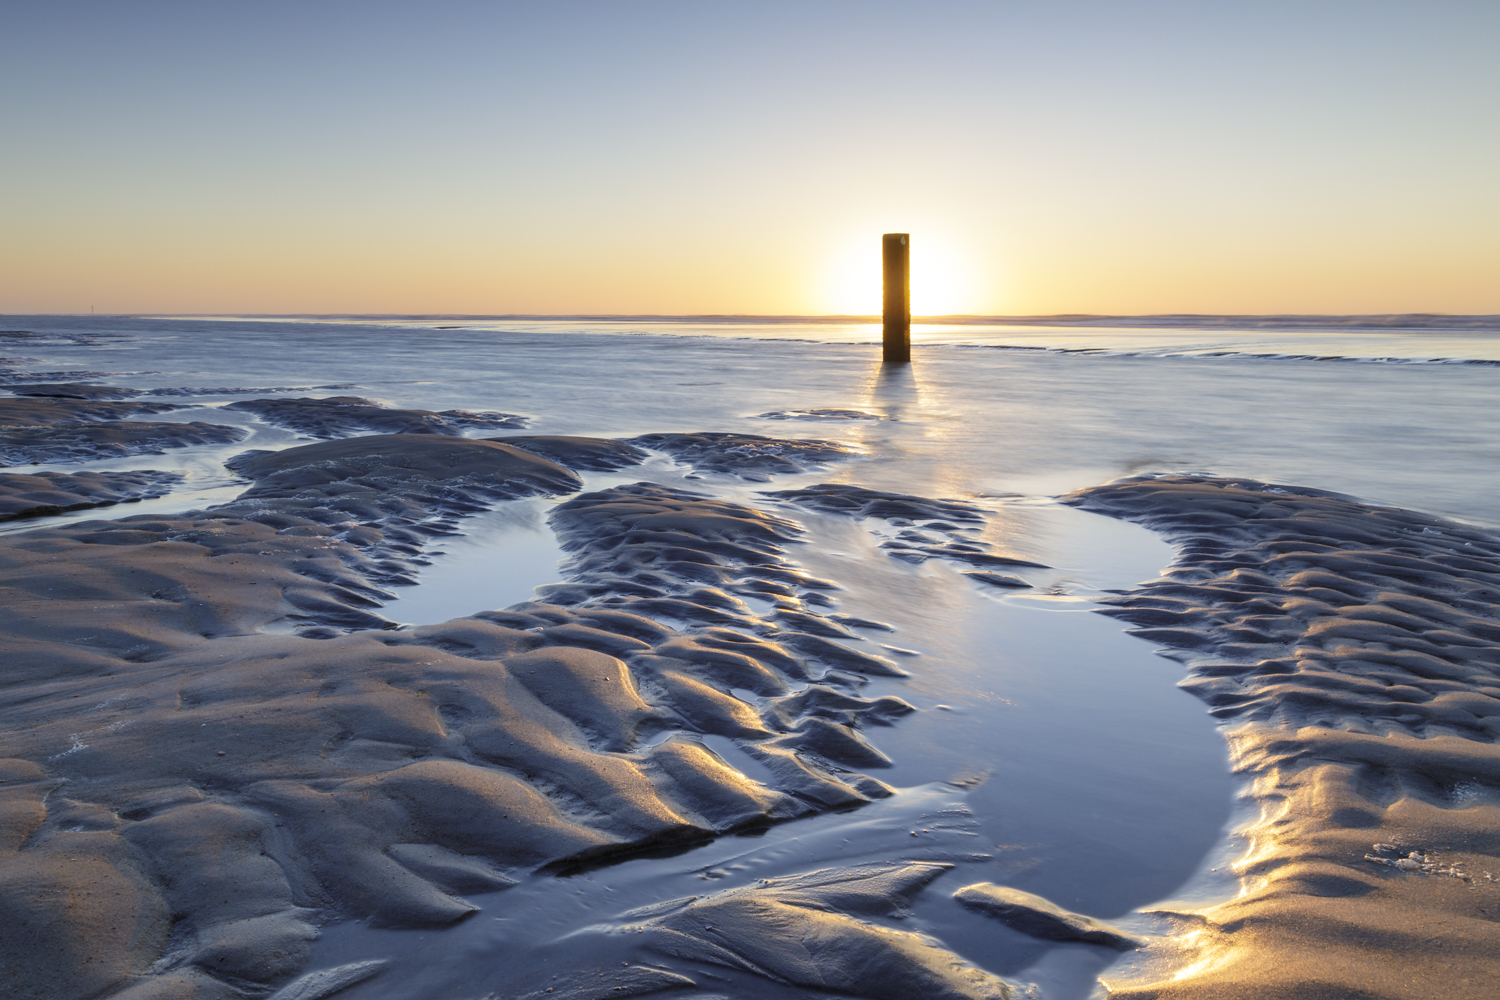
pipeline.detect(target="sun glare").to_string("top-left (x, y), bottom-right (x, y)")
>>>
top-left (821, 234), bottom-right (981, 316)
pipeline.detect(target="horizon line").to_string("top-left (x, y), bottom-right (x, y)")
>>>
top-left (10, 311), bottom-right (1500, 326)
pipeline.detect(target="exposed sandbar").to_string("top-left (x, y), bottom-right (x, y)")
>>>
top-left (765, 483), bottom-right (1048, 572)
top-left (0, 432), bottom-right (1018, 999)
top-left (0, 469), bottom-right (183, 521)
top-left (0, 395), bottom-right (186, 427)
top-left (628, 431), bottom-right (857, 479)
top-left (0, 395), bottom-right (244, 466)
top-left (954, 882), bottom-right (1141, 949)
top-left (4, 383), bottom-right (144, 400)
top-left (224, 396), bottom-right (527, 438)
top-left (1066, 475), bottom-right (1500, 999)
top-left (484, 434), bottom-right (648, 471)
top-left (1, 421), bottom-right (247, 467)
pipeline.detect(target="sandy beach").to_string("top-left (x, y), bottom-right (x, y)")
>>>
top-left (2, 315), bottom-right (1499, 999)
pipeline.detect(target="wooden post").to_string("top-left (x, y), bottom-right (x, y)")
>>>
top-left (882, 233), bottom-right (910, 362)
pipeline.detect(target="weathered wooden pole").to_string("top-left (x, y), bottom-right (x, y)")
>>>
top-left (882, 233), bottom-right (910, 362)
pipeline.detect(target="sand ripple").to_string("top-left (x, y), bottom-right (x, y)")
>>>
top-left (628, 432), bottom-right (857, 480)
top-left (0, 470), bottom-right (183, 521)
top-left (226, 395), bottom-right (528, 438)
top-left (0, 395), bottom-right (245, 467)
top-left (0, 434), bottom-right (1023, 999)
top-left (1068, 475), bottom-right (1500, 999)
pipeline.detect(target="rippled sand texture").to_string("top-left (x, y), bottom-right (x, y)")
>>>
top-left (224, 396), bottom-right (528, 439)
top-left (0, 395), bottom-right (245, 466)
top-left (6, 313), bottom-right (1498, 999)
top-left (0, 431), bottom-right (1036, 1000)
top-left (1067, 476), bottom-right (1500, 1000)
top-left (0, 469), bottom-right (184, 521)
top-left (540, 862), bottom-right (1013, 1000)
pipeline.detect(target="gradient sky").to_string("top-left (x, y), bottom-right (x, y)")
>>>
top-left (2, 1), bottom-right (1496, 315)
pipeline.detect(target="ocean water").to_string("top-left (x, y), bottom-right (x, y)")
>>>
top-left (4, 314), bottom-right (1498, 996)
top-left (8, 313), bottom-right (1499, 525)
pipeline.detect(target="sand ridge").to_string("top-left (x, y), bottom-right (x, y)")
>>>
top-left (224, 396), bottom-right (528, 439)
top-left (484, 435), bottom-right (649, 471)
top-left (589, 862), bottom-right (1015, 999)
top-left (0, 394), bottom-right (245, 467)
top-left (764, 483), bottom-right (1049, 587)
top-left (0, 396), bottom-right (189, 428)
top-left (0, 431), bottom-right (1030, 1000)
top-left (627, 431), bottom-right (858, 480)
top-left (1067, 475), bottom-right (1500, 999)
top-left (0, 470), bottom-right (184, 522)
top-left (5, 383), bottom-right (146, 400)
top-left (0, 421), bottom-right (248, 467)
top-left (954, 882), bottom-right (1141, 949)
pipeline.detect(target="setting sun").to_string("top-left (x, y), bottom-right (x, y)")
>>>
top-left (820, 233), bottom-right (984, 316)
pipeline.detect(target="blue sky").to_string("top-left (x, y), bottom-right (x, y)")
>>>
top-left (2, 1), bottom-right (1496, 314)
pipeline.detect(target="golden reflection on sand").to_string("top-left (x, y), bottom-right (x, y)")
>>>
top-left (1078, 477), bottom-right (1500, 999)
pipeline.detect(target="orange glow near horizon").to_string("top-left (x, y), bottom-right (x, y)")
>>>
top-left (1, 6), bottom-right (1497, 316)
top-left (820, 233), bottom-right (986, 317)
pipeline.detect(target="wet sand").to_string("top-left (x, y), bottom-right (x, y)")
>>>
top-left (0, 409), bottom-right (1215, 998)
top-left (1068, 476), bottom-right (1500, 999)
top-left (0, 394), bottom-right (245, 466)
top-left (224, 396), bottom-right (528, 439)
top-left (3, 318), bottom-right (1498, 998)
top-left (0, 426), bottom-right (1036, 998)
top-left (0, 469), bottom-right (183, 521)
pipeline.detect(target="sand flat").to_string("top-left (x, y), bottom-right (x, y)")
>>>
top-left (1068, 475), bottom-right (1500, 999)
top-left (0, 432), bottom-right (1019, 998)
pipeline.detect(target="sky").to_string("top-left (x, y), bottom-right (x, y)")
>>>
top-left (1, 1), bottom-right (1497, 316)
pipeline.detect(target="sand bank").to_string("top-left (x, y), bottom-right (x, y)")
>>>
top-left (0, 431), bottom-right (1045, 999)
top-left (1066, 475), bottom-right (1500, 999)
top-left (0, 394), bottom-right (245, 466)
top-left (224, 397), bottom-right (527, 439)
top-left (0, 396), bottom-right (188, 427)
top-left (764, 483), bottom-right (1049, 579)
top-left (6, 383), bottom-right (145, 400)
top-left (488, 434), bottom-right (648, 471)
top-left (0, 470), bottom-right (183, 522)
top-left (626, 432), bottom-right (856, 480)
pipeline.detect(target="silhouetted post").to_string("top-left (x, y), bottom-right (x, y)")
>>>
top-left (882, 233), bottom-right (910, 362)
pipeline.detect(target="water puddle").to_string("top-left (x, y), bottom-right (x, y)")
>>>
top-left (384, 499), bottom-right (567, 624)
